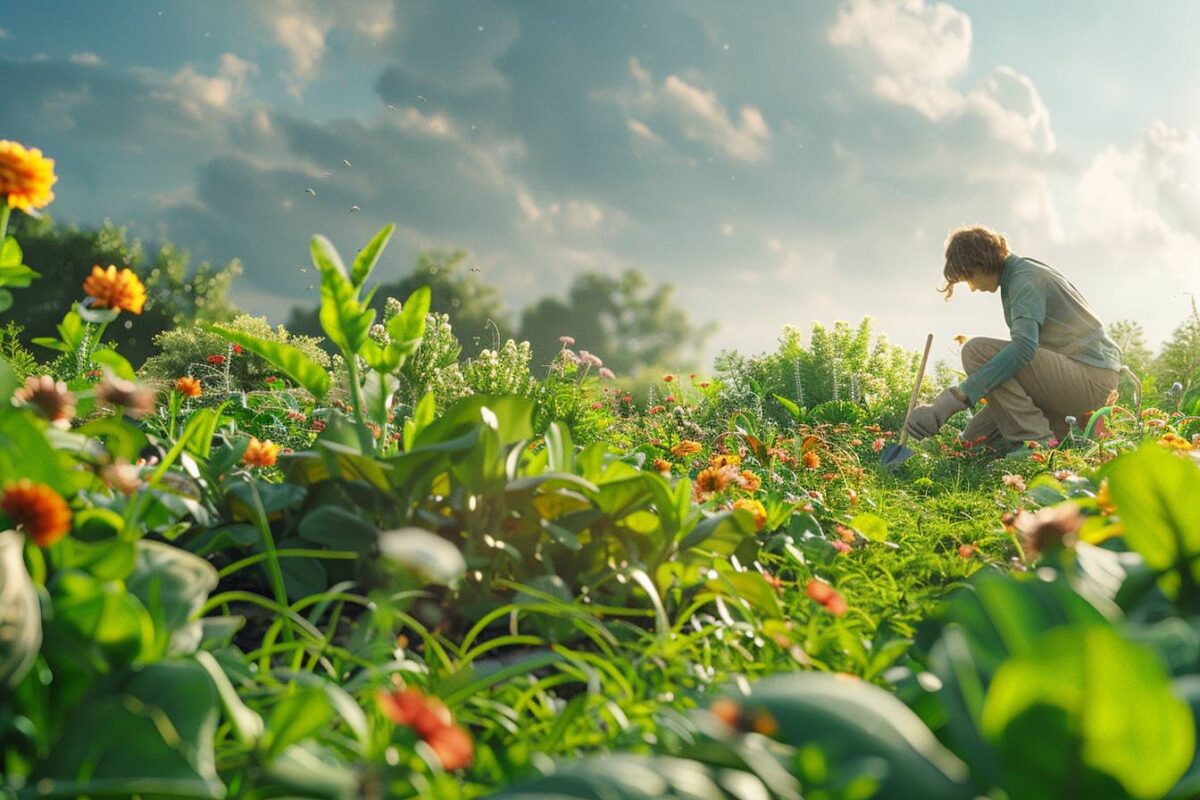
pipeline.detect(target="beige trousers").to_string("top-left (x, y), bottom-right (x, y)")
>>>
top-left (960, 337), bottom-right (1119, 450)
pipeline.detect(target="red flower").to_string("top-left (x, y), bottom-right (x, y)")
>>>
top-left (379, 688), bottom-right (474, 771)
top-left (805, 579), bottom-right (847, 615)
top-left (958, 543), bottom-right (977, 559)
top-left (206, 354), bottom-right (225, 365)
top-left (232, 344), bottom-right (243, 355)
top-left (648, 404), bottom-right (665, 414)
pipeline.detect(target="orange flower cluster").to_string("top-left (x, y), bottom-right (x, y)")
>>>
top-left (1, 479), bottom-right (71, 547)
top-left (1158, 432), bottom-right (1194, 451)
top-left (174, 376), bottom-right (202, 398)
top-left (671, 440), bottom-right (702, 458)
top-left (693, 464), bottom-right (738, 501)
top-left (243, 437), bottom-right (280, 467)
top-left (0, 140), bottom-right (57, 212)
top-left (738, 470), bottom-right (761, 493)
top-left (802, 450), bottom-right (821, 469)
top-left (83, 265), bottom-right (146, 314)
top-left (805, 579), bottom-right (847, 615)
top-left (652, 458), bottom-right (671, 473)
top-left (379, 688), bottom-right (474, 771)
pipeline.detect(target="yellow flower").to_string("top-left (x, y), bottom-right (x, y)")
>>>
top-left (1158, 432), bottom-right (1193, 451)
top-left (708, 452), bottom-right (741, 469)
top-left (243, 437), bottom-right (280, 468)
top-left (174, 376), bottom-right (202, 398)
top-left (0, 140), bottom-right (57, 212)
top-left (732, 497), bottom-right (767, 530)
top-left (671, 440), bottom-right (702, 458)
top-left (693, 465), bottom-right (737, 501)
top-left (1, 479), bottom-right (72, 547)
top-left (83, 265), bottom-right (146, 314)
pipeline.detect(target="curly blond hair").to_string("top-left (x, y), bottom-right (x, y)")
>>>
top-left (940, 225), bottom-right (1009, 300)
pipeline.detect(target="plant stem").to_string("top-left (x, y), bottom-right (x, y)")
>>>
top-left (0, 206), bottom-right (11, 243)
top-left (344, 355), bottom-right (374, 453)
top-left (247, 477), bottom-right (294, 645)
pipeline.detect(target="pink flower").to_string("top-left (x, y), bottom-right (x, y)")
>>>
top-left (1002, 473), bottom-right (1026, 493)
top-left (598, 367), bottom-right (615, 380)
top-left (559, 335), bottom-right (576, 345)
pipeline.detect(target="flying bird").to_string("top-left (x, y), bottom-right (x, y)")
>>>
top-left (350, 205), bottom-right (360, 212)
top-left (416, 95), bottom-right (427, 103)
top-left (343, 159), bottom-right (352, 167)
top-left (304, 188), bottom-right (316, 196)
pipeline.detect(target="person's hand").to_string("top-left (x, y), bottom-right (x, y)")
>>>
top-left (905, 387), bottom-right (968, 441)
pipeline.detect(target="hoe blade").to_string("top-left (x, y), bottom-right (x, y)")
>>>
top-left (879, 442), bottom-right (914, 468)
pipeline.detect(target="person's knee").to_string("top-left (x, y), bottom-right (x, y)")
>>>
top-left (962, 337), bottom-right (1002, 373)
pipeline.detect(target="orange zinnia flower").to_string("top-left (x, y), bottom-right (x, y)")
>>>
top-left (243, 437), bottom-right (280, 467)
top-left (805, 579), bottom-right (847, 615)
top-left (1, 479), bottom-right (72, 547)
top-left (379, 688), bottom-right (474, 771)
top-left (737, 470), bottom-right (762, 493)
top-left (174, 376), bottom-right (202, 398)
top-left (0, 140), bottom-right (57, 212)
top-left (802, 450), bottom-right (821, 469)
top-left (693, 464), bottom-right (737, 501)
top-left (652, 458), bottom-right (672, 473)
top-left (671, 440), bottom-right (703, 458)
top-left (83, 265), bottom-right (146, 314)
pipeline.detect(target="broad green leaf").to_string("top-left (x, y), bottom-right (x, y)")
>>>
top-left (207, 324), bottom-right (330, 398)
top-left (772, 392), bottom-right (804, 420)
top-left (545, 421), bottom-right (574, 474)
top-left (1107, 444), bottom-right (1200, 601)
top-left (736, 672), bottom-right (972, 800)
top-left (0, 236), bottom-right (21, 268)
top-left (981, 626), bottom-right (1193, 799)
top-left (309, 234), bottom-right (347, 278)
top-left (35, 659), bottom-right (224, 798)
top-left (90, 347), bottom-right (136, 381)
top-left (403, 391), bottom-right (437, 450)
top-left (350, 223), bottom-right (395, 287)
top-left (386, 285), bottom-right (430, 350)
top-left (126, 540), bottom-right (219, 657)
top-left (849, 512), bottom-right (889, 542)
top-left (318, 267), bottom-right (374, 356)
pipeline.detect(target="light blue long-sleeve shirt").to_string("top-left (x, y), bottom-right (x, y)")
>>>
top-left (957, 254), bottom-right (1122, 405)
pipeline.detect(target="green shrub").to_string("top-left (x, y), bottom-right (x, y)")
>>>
top-left (140, 314), bottom-right (330, 394)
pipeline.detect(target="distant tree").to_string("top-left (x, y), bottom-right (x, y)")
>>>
top-left (1155, 297), bottom-right (1200, 390)
top-left (518, 268), bottom-right (706, 376)
top-left (1107, 319), bottom-right (1153, 379)
top-left (7, 215), bottom-right (241, 366)
top-left (287, 249), bottom-right (514, 354)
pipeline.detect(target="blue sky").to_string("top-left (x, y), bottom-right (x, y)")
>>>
top-left (2, 1), bottom-right (1197, 367)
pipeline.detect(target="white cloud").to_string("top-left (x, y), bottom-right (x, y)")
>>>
top-left (967, 66), bottom-right (1055, 155)
top-left (608, 58), bottom-right (771, 164)
top-left (262, 0), bottom-right (395, 95)
top-left (829, 0), bottom-right (971, 120)
top-left (1073, 121), bottom-right (1200, 247)
top-left (166, 53), bottom-right (258, 117)
top-left (0, 27), bottom-right (9, 40)
top-left (68, 52), bottom-right (103, 67)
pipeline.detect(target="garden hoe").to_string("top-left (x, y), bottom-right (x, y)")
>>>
top-left (880, 333), bottom-right (933, 469)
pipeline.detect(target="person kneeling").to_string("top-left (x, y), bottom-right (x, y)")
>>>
top-left (906, 225), bottom-right (1122, 456)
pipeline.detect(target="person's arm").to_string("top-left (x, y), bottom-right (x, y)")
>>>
top-left (956, 317), bottom-right (1040, 404)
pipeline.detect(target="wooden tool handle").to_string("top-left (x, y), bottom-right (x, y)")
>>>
top-left (897, 334), bottom-right (934, 448)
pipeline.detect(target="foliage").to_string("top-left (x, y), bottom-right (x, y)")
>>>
top-left (141, 314), bottom-right (331, 395)
top-left (0, 322), bottom-right (39, 381)
top-left (1156, 297), bottom-right (1200, 396)
top-left (519, 268), bottom-right (705, 376)
top-left (7, 215), bottom-right (240, 366)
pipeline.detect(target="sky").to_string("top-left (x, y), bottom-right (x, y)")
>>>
top-left (1, 0), bottom-right (1198, 369)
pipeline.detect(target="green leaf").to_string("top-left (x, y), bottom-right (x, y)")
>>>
top-left (0, 236), bottom-right (21, 268)
top-left (772, 392), bottom-right (804, 420)
top-left (309, 234), bottom-right (347, 278)
top-left (545, 421), bottom-right (574, 474)
top-left (849, 512), bottom-right (889, 542)
top-left (981, 626), bottom-right (1194, 799)
top-left (403, 391), bottom-right (437, 450)
top-left (350, 223), bottom-right (395, 287)
top-left (262, 687), bottom-right (335, 759)
top-left (206, 324), bottom-right (330, 398)
top-left (1107, 444), bottom-right (1200, 601)
top-left (298, 505), bottom-right (378, 555)
top-left (35, 659), bottom-right (225, 798)
top-left (386, 285), bottom-right (430, 350)
top-left (319, 267), bottom-right (374, 356)
top-left (735, 672), bottom-right (972, 800)
top-left (126, 540), bottom-right (220, 657)
top-left (90, 347), bottom-right (136, 381)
